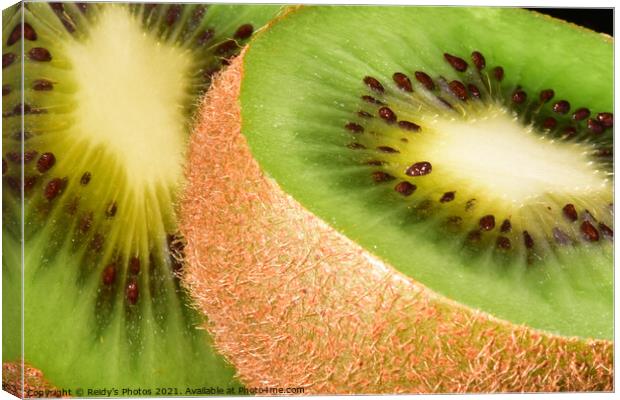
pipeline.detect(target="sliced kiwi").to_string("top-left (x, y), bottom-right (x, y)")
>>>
top-left (181, 6), bottom-right (613, 392)
top-left (2, 1), bottom-right (280, 391)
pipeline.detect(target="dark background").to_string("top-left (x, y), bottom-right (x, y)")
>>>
top-left (526, 8), bottom-right (613, 36)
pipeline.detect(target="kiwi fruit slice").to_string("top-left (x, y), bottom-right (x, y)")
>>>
top-left (2, 1), bottom-right (280, 392)
top-left (181, 7), bottom-right (613, 392)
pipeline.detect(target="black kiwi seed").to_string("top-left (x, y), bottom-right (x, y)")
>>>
top-left (3, 53), bottom-right (16, 69)
top-left (511, 89), bottom-right (527, 104)
top-left (468, 84), bottom-right (481, 99)
top-left (37, 152), bottom-right (56, 173)
top-left (16, 131), bottom-right (33, 140)
top-left (24, 176), bottom-right (37, 193)
top-left (129, 257), bottom-right (141, 275)
top-left (539, 89), bottom-right (555, 103)
top-left (479, 215), bottom-right (495, 231)
top-left (562, 204), bottom-right (578, 222)
top-left (14, 103), bottom-right (45, 115)
top-left (6, 177), bottom-right (20, 193)
top-left (392, 72), bottom-right (413, 92)
top-left (79, 213), bottom-right (93, 233)
top-left (6, 152), bottom-right (20, 163)
top-left (596, 112), bottom-right (613, 128)
top-left (7, 150), bottom-right (37, 164)
top-left (66, 197), bottom-right (79, 216)
top-left (465, 199), bottom-right (477, 211)
top-left (44, 177), bottom-right (66, 201)
top-left (215, 39), bottom-right (237, 56)
top-left (102, 264), bottom-right (116, 286)
top-left (363, 76), bottom-right (385, 93)
top-left (562, 126), bottom-right (577, 138)
top-left (8, 23), bottom-right (38, 46)
top-left (196, 29), bottom-right (215, 46)
top-left (365, 160), bottom-right (385, 166)
top-left (33, 79), bottom-right (54, 91)
top-left (552, 100), bottom-right (570, 114)
top-left (345, 122), bottom-right (364, 133)
top-left (496, 236), bottom-right (511, 250)
top-left (49, 3), bottom-right (65, 12)
top-left (378, 107), bottom-right (397, 123)
top-left (448, 80), bottom-right (468, 101)
top-left (7, 26), bottom-right (20, 46)
top-left (443, 53), bottom-right (468, 72)
top-left (6, 177), bottom-right (19, 193)
top-left (357, 111), bottom-right (372, 118)
top-left (361, 95), bottom-right (384, 105)
top-left (394, 181), bottom-right (416, 196)
top-left (492, 66), bottom-right (504, 81)
top-left (398, 120), bottom-right (420, 132)
top-left (24, 150), bottom-right (38, 163)
top-left (377, 146), bottom-right (399, 153)
top-left (414, 71), bottom-right (435, 90)
top-left (185, 7), bottom-right (204, 32)
top-left (405, 161), bottom-right (432, 177)
top-left (90, 234), bottom-right (105, 254)
top-left (106, 202), bottom-right (118, 218)
top-left (580, 221), bottom-right (600, 242)
top-left (2, 84), bottom-right (10, 96)
top-left (587, 118), bottom-right (604, 134)
top-left (28, 47), bottom-right (52, 62)
top-left (542, 117), bottom-right (557, 130)
top-left (372, 171), bottom-right (395, 183)
top-left (56, 14), bottom-right (76, 33)
top-left (440, 191), bottom-right (455, 203)
top-left (80, 171), bottom-right (91, 185)
top-left (471, 51), bottom-right (485, 70)
top-left (190, 4), bottom-right (206, 21)
top-left (572, 107), bottom-right (590, 121)
top-left (347, 142), bottom-right (366, 150)
top-left (500, 219), bottom-right (512, 233)
top-left (234, 24), bottom-right (254, 40)
top-left (126, 280), bottom-right (139, 305)
top-left (523, 231), bottom-right (534, 249)
top-left (165, 5), bottom-right (182, 26)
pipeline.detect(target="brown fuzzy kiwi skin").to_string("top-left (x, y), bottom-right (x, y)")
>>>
top-left (2, 362), bottom-right (63, 398)
top-left (178, 53), bottom-right (613, 394)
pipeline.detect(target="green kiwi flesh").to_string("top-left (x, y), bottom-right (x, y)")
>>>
top-left (239, 7), bottom-right (613, 339)
top-left (2, 2), bottom-right (280, 391)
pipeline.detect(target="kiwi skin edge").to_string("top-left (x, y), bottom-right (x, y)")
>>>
top-left (179, 53), bottom-right (612, 394)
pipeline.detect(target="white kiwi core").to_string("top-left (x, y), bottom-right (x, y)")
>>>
top-left (425, 107), bottom-right (609, 204)
top-left (66, 6), bottom-right (193, 186)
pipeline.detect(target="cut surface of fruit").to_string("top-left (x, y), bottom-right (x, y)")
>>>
top-left (2, 2), bottom-right (280, 391)
top-left (238, 7), bottom-right (613, 339)
top-left (181, 53), bottom-right (612, 394)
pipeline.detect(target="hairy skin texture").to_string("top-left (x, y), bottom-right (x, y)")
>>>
top-left (180, 54), bottom-right (613, 394)
top-left (2, 362), bottom-right (62, 398)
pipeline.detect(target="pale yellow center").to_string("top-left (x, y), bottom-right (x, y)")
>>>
top-left (66, 6), bottom-right (192, 185)
top-left (420, 108), bottom-right (609, 204)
